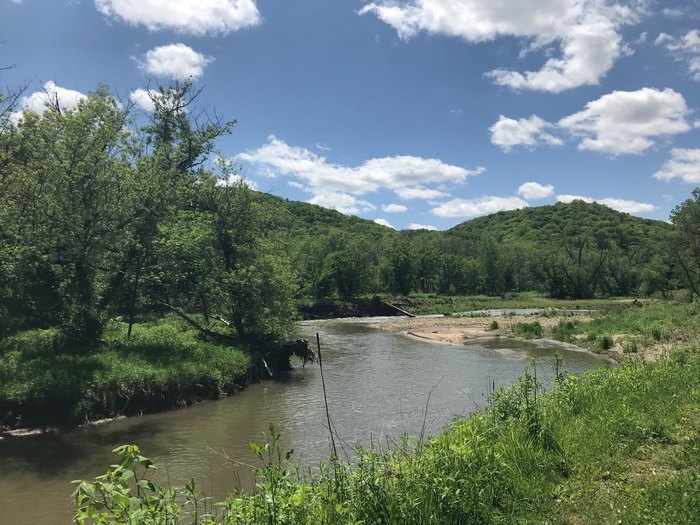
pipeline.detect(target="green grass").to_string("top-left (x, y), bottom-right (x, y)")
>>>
top-left (0, 317), bottom-right (250, 428)
top-left (75, 348), bottom-right (700, 524)
top-left (550, 300), bottom-right (700, 356)
top-left (390, 292), bottom-right (635, 316)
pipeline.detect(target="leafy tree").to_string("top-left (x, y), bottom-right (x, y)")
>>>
top-left (380, 237), bottom-right (415, 294)
top-left (537, 234), bottom-right (609, 299)
top-left (479, 236), bottom-right (506, 296)
top-left (201, 174), bottom-right (297, 342)
top-left (2, 87), bottom-right (134, 341)
top-left (670, 188), bottom-right (700, 298)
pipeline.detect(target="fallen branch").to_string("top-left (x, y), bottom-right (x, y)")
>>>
top-left (161, 303), bottom-right (237, 344)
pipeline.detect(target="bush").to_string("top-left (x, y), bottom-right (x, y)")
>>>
top-left (599, 335), bottom-right (614, 350)
top-left (513, 321), bottom-right (543, 339)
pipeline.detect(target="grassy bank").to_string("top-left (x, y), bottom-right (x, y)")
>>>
top-left (394, 292), bottom-right (636, 316)
top-left (75, 345), bottom-right (700, 524)
top-left (550, 301), bottom-right (700, 359)
top-left (0, 317), bottom-right (251, 429)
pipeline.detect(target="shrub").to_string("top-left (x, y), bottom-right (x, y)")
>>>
top-left (513, 321), bottom-right (543, 339)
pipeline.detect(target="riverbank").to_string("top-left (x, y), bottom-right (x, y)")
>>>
top-left (0, 317), bottom-right (272, 432)
top-left (75, 346), bottom-right (700, 524)
top-left (371, 313), bottom-right (583, 344)
top-left (371, 300), bottom-right (700, 362)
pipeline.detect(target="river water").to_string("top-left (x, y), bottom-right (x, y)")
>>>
top-left (0, 317), bottom-right (605, 524)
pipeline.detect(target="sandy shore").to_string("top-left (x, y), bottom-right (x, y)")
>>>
top-left (370, 314), bottom-right (672, 362)
top-left (371, 315), bottom-right (580, 345)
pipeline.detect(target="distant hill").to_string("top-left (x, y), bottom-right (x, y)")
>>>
top-left (446, 200), bottom-right (671, 249)
top-left (254, 192), bottom-right (392, 238)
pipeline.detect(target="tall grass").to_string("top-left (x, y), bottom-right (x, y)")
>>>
top-left (0, 317), bottom-right (250, 427)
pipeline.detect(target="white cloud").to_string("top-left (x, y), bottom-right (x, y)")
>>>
top-left (382, 203), bottom-right (408, 213)
top-left (490, 115), bottom-right (562, 151)
top-left (517, 181), bottom-right (555, 200)
top-left (374, 218), bottom-right (395, 228)
top-left (394, 187), bottom-right (449, 200)
top-left (556, 194), bottom-right (595, 203)
top-left (558, 88), bottom-right (689, 154)
top-left (95, 0), bottom-right (260, 35)
top-left (432, 196), bottom-right (528, 218)
top-left (360, 0), bottom-right (645, 92)
top-left (238, 136), bottom-right (482, 209)
top-left (653, 148), bottom-right (700, 184)
top-left (556, 194), bottom-right (655, 213)
top-left (598, 198), bottom-right (655, 213)
top-left (656, 30), bottom-right (700, 81)
top-left (407, 223), bottom-right (438, 231)
top-left (308, 193), bottom-right (376, 215)
top-left (216, 174), bottom-right (258, 189)
top-left (662, 8), bottom-right (685, 18)
top-left (10, 81), bottom-right (86, 122)
top-left (129, 88), bottom-right (157, 112)
top-left (137, 44), bottom-right (213, 79)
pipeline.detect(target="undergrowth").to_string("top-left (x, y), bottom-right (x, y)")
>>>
top-left (0, 317), bottom-right (250, 428)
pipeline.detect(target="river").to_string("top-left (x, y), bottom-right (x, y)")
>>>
top-left (0, 317), bottom-right (605, 524)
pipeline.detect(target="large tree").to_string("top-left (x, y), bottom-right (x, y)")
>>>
top-left (670, 188), bottom-right (700, 298)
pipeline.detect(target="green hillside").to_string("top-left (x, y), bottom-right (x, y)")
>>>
top-left (447, 200), bottom-right (671, 248)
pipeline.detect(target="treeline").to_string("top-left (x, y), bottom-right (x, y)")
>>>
top-left (0, 83), bottom-right (296, 343)
top-left (287, 199), bottom-right (695, 302)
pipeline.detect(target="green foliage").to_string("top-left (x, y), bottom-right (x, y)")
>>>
top-left (599, 335), bottom-right (614, 350)
top-left (670, 187), bottom-right (700, 298)
top-left (0, 317), bottom-right (250, 427)
top-left (513, 321), bottom-right (543, 339)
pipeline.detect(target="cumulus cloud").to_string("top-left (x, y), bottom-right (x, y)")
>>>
top-left (598, 198), bottom-right (655, 214)
top-left (374, 218), bottom-right (395, 228)
top-left (394, 187), bottom-right (449, 200)
top-left (382, 203), bottom-right (408, 213)
top-left (556, 194), bottom-right (594, 203)
top-left (407, 223), bottom-right (438, 231)
top-left (656, 30), bottom-right (700, 81)
top-left (238, 136), bottom-right (482, 211)
top-left (490, 115), bottom-right (562, 151)
top-left (497, 88), bottom-right (690, 155)
top-left (129, 88), bottom-right (158, 112)
top-left (95, 0), bottom-right (261, 35)
top-left (215, 174), bottom-right (258, 189)
top-left (653, 148), bottom-right (700, 184)
top-left (432, 196), bottom-right (528, 218)
top-left (137, 44), bottom-right (213, 79)
top-left (360, 0), bottom-right (645, 92)
top-left (517, 181), bottom-right (554, 200)
top-left (308, 192), bottom-right (376, 215)
top-left (558, 88), bottom-right (689, 154)
top-left (10, 81), bottom-right (86, 122)
top-left (556, 194), bottom-right (655, 213)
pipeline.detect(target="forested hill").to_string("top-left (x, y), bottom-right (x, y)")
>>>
top-left (446, 200), bottom-right (671, 247)
top-left (268, 196), bottom-right (680, 301)
top-left (254, 192), bottom-right (391, 238)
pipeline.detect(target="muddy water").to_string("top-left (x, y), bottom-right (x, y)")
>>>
top-left (0, 317), bottom-right (605, 524)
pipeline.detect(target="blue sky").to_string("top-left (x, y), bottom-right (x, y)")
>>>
top-left (2, 0), bottom-right (700, 230)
